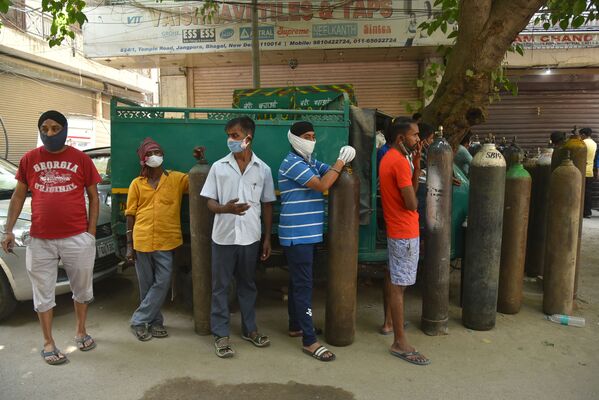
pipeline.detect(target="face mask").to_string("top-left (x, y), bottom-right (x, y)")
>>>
top-left (288, 131), bottom-right (316, 160)
top-left (145, 155), bottom-right (163, 168)
top-left (227, 137), bottom-right (249, 153)
top-left (40, 125), bottom-right (68, 152)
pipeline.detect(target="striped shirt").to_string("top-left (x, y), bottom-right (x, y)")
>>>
top-left (278, 151), bottom-right (330, 246)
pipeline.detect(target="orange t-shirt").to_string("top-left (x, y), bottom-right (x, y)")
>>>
top-left (379, 147), bottom-right (419, 239)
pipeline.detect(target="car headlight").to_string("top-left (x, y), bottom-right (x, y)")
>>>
top-left (0, 217), bottom-right (32, 247)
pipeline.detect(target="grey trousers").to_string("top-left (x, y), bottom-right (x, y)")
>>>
top-left (130, 250), bottom-right (173, 327)
top-left (211, 241), bottom-right (260, 338)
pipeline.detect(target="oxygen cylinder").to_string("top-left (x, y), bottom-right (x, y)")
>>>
top-left (188, 148), bottom-right (213, 335)
top-left (543, 157), bottom-right (582, 315)
top-left (421, 128), bottom-right (453, 336)
top-left (524, 148), bottom-right (553, 278)
top-left (462, 142), bottom-right (506, 331)
top-left (497, 160), bottom-right (531, 314)
top-left (325, 166), bottom-right (360, 346)
top-left (502, 137), bottom-right (522, 170)
top-left (551, 131), bottom-right (586, 298)
top-left (468, 134), bottom-right (482, 157)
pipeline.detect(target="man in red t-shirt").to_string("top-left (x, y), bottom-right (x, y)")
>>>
top-left (379, 117), bottom-right (430, 366)
top-left (1, 110), bottom-right (101, 365)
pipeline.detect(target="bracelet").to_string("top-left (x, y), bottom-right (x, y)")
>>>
top-left (126, 229), bottom-right (133, 233)
top-left (330, 168), bottom-right (341, 174)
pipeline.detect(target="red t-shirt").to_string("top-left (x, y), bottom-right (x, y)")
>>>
top-left (379, 147), bottom-right (419, 239)
top-left (15, 146), bottom-right (102, 239)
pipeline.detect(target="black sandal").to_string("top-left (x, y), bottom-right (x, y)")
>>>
top-left (131, 324), bottom-right (152, 341)
top-left (150, 324), bottom-right (168, 338)
top-left (303, 345), bottom-right (336, 362)
top-left (241, 332), bottom-right (270, 347)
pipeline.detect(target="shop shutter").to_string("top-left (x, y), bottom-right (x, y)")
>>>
top-left (0, 73), bottom-right (95, 163)
top-left (478, 89), bottom-right (599, 153)
top-left (192, 61), bottom-right (419, 117)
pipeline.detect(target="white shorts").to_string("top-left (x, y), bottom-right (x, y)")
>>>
top-left (387, 237), bottom-right (420, 286)
top-left (26, 232), bottom-right (96, 312)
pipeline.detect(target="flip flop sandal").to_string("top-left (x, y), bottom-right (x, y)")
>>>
top-left (389, 349), bottom-right (431, 366)
top-left (241, 333), bottom-right (270, 347)
top-left (150, 324), bottom-right (169, 338)
top-left (288, 327), bottom-right (323, 337)
top-left (41, 347), bottom-right (68, 365)
top-left (75, 335), bottom-right (97, 351)
top-left (131, 324), bottom-right (152, 342)
top-left (302, 345), bottom-right (336, 362)
top-left (215, 337), bottom-right (235, 358)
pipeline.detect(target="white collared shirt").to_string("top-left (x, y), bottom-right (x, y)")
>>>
top-left (200, 152), bottom-right (276, 245)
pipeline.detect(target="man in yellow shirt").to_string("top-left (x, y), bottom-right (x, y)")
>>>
top-left (125, 138), bottom-right (189, 341)
top-left (581, 128), bottom-right (597, 218)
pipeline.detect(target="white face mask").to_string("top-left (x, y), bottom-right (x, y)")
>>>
top-left (145, 155), bottom-right (163, 168)
top-left (288, 130), bottom-right (316, 160)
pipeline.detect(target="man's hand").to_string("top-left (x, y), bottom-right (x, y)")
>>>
top-left (337, 145), bottom-right (356, 165)
top-left (412, 141), bottom-right (423, 163)
top-left (261, 238), bottom-right (272, 261)
top-left (1, 232), bottom-right (15, 254)
top-left (126, 243), bottom-right (135, 263)
top-left (223, 198), bottom-right (250, 215)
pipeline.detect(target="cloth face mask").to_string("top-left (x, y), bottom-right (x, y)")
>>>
top-left (145, 155), bottom-right (163, 168)
top-left (288, 130), bottom-right (316, 160)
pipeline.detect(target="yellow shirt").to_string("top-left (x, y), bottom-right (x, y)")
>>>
top-left (125, 171), bottom-right (189, 252)
top-left (583, 138), bottom-right (597, 177)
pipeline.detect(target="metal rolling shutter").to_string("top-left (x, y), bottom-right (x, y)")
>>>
top-left (0, 73), bottom-right (95, 163)
top-left (192, 61), bottom-right (419, 117)
top-left (478, 90), bottom-right (599, 153)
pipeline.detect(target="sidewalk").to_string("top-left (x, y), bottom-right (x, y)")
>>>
top-left (1, 215), bottom-right (598, 400)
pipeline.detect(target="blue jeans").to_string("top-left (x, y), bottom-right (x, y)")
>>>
top-left (284, 244), bottom-right (318, 347)
top-left (130, 250), bottom-right (173, 327)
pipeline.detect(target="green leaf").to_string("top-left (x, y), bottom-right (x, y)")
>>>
top-left (416, 79), bottom-right (424, 88)
top-left (559, 18), bottom-right (569, 30)
top-left (441, 21), bottom-right (448, 34)
top-left (0, 0), bottom-right (10, 13)
top-left (465, 69), bottom-right (474, 77)
top-left (515, 45), bottom-right (524, 56)
top-left (573, 0), bottom-right (587, 16)
top-left (543, 22), bottom-right (551, 30)
top-left (447, 30), bottom-right (458, 39)
top-left (572, 15), bottom-right (585, 28)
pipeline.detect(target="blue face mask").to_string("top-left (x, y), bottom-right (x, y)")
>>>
top-left (40, 124), bottom-right (68, 152)
top-left (227, 138), bottom-right (248, 153)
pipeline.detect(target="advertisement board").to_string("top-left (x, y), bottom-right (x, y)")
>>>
top-left (83, 0), bottom-right (450, 57)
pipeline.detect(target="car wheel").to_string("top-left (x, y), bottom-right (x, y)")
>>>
top-left (0, 270), bottom-right (17, 321)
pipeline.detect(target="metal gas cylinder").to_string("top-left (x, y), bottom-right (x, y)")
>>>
top-left (462, 142), bottom-right (506, 330)
top-left (325, 165), bottom-right (360, 346)
top-left (188, 148), bottom-right (213, 335)
top-left (524, 147), bottom-right (553, 278)
top-left (543, 156), bottom-right (582, 315)
top-left (551, 130), bottom-right (586, 298)
top-left (421, 128), bottom-right (453, 336)
top-left (497, 160), bottom-right (531, 314)
top-left (502, 136), bottom-right (522, 170)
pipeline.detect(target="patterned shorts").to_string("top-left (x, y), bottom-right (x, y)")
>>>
top-left (387, 237), bottom-right (420, 286)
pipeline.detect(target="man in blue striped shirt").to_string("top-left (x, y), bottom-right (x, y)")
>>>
top-left (278, 121), bottom-right (355, 362)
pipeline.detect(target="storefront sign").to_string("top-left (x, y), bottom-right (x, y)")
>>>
top-left (83, 0), bottom-right (448, 57)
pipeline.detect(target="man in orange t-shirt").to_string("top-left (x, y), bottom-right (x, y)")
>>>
top-left (379, 117), bottom-right (430, 366)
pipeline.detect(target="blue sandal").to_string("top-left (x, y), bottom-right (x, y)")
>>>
top-left (41, 347), bottom-right (68, 365)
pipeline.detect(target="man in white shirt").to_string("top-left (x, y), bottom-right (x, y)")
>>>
top-left (581, 128), bottom-right (597, 218)
top-left (200, 116), bottom-right (276, 358)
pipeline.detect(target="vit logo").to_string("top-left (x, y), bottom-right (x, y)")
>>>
top-left (126, 15), bottom-right (142, 25)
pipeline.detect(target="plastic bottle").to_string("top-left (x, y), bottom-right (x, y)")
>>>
top-left (545, 314), bottom-right (585, 327)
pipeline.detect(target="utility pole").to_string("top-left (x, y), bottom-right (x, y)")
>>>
top-left (251, 0), bottom-right (260, 88)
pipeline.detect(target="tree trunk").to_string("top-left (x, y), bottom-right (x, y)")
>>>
top-left (423, 0), bottom-right (547, 149)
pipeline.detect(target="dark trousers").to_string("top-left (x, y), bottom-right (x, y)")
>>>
top-left (584, 177), bottom-right (594, 217)
top-left (284, 244), bottom-right (317, 347)
top-left (210, 241), bottom-right (260, 338)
